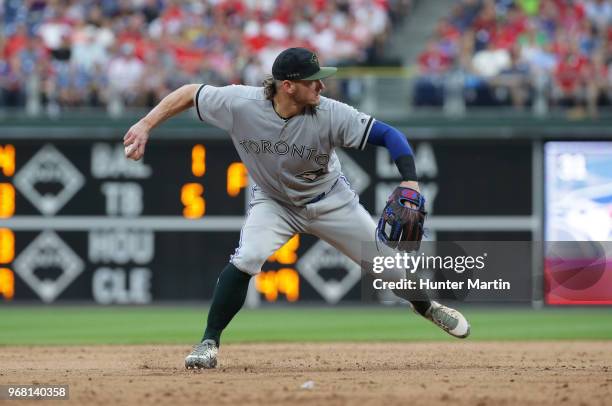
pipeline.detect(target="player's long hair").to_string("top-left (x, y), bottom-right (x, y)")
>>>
top-left (262, 76), bottom-right (317, 115)
top-left (263, 76), bottom-right (277, 100)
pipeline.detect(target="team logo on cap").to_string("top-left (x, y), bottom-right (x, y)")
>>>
top-left (311, 54), bottom-right (319, 65)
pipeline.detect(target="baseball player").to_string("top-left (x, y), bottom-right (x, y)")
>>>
top-left (124, 48), bottom-right (470, 370)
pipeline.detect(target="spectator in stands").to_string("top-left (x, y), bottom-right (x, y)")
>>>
top-left (17, 35), bottom-right (48, 81)
top-left (415, 0), bottom-right (612, 117)
top-left (585, 0), bottom-right (612, 32)
top-left (518, 22), bottom-right (557, 77)
top-left (450, 0), bottom-right (481, 31)
top-left (413, 38), bottom-right (452, 106)
top-left (0, 56), bottom-right (25, 107)
top-left (107, 43), bottom-right (144, 105)
top-left (552, 44), bottom-right (590, 113)
top-left (517, 0), bottom-right (542, 16)
top-left (71, 26), bottom-right (108, 74)
top-left (242, 55), bottom-right (266, 86)
top-left (139, 45), bottom-right (171, 108)
top-left (3, 24), bottom-right (29, 61)
top-left (472, 40), bottom-right (511, 78)
top-left (49, 33), bottom-right (76, 107)
top-left (435, 17), bottom-right (462, 58)
top-left (38, 7), bottom-right (72, 53)
top-left (586, 49), bottom-right (610, 117)
top-left (472, 0), bottom-right (497, 51)
top-left (0, 0), bottom-right (403, 110)
top-left (489, 44), bottom-right (532, 109)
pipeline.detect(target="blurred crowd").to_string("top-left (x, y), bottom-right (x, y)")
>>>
top-left (0, 0), bottom-right (407, 109)
top-left (415, 0), bottom-right (612, 117)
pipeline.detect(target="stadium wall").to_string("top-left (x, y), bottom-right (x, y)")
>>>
top-left (1, 115), bottom-right (611, 306)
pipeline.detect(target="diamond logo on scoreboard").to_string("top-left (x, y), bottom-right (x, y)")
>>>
top-left (14, 231), bottom-right (84, 303)
top-left (297, 240), bottom-right (362, 304)
top-left (14, 144), bottom-right (84, 215)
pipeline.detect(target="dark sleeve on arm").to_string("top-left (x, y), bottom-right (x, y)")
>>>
top-left (367, 120), bottom-right (418, 181)
top-left (194, 84), bottom-right (205, 121)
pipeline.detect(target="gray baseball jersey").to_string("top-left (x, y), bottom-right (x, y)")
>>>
top-left (194, 84), bottom-right (375, 206)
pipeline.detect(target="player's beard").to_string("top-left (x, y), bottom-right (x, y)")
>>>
top-left (299, 92), bottom-right (321, 114)
top-left (304, 102), bottom-right (318, 116)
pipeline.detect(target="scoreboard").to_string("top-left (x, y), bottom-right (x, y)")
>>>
top-left (544, 142), bottom-right (612, 304)
top-left (0, 137), bottom-right (534, 305)
top-left (8, 142), bottom-right (247, 217)
top-left (0, 140), bottom-right (261, 304)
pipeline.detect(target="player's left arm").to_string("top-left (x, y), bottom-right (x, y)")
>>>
top-left (367, 120), bottom-right (420, 194)
top-left (370, 121), bottom-right (426, 248)
top-left (328, 99), bottom-right (419, 192)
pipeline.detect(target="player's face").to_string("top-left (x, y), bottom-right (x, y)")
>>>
top-left (292, 79), bottom-right (325, 106)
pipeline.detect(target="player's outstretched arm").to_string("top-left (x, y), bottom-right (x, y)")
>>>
top-left (367, 120), bottom-right (420, 192)
top-left (370, 120), bottom-right (426, 250)
top-left (124, 84), bottom-right (201, 161)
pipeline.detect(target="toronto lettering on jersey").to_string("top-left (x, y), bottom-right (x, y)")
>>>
top-left (238, 140), bottom-right (330, 166)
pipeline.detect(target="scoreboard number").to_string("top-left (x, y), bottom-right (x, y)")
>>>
top-left (227, 163), bottom-right (248, 197)
top-left (0, 229), bottom-right (14, 263)
top-left (0, 183), bottom-right (15, 218)
top-left (0, 145), bottom-right (15, 176)
top-left (181, 183), bottom-right (205, 218)
top-left (191, 144), bottom-right (206, 177)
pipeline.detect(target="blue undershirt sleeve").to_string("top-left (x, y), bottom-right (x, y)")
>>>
top-left (367, 120), bottom-right (418, 181)
top-left (367, 120), bottom-right (413, 160)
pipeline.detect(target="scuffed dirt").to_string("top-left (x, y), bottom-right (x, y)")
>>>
top-left (1, 342), bottom-right (611, 405)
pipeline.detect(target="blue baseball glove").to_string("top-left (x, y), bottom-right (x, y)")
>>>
top-left (376, 187), bottom-right (426, 251)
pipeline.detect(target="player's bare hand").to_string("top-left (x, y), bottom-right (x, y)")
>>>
top-left (123, 120), bottom-right (150, 161)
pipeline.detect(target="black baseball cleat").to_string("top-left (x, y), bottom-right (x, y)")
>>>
top-left (185, 339), bottom-right (218, 369)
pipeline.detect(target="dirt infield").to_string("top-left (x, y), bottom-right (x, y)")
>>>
top-left (1, 342), bottom-right (611, 405)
